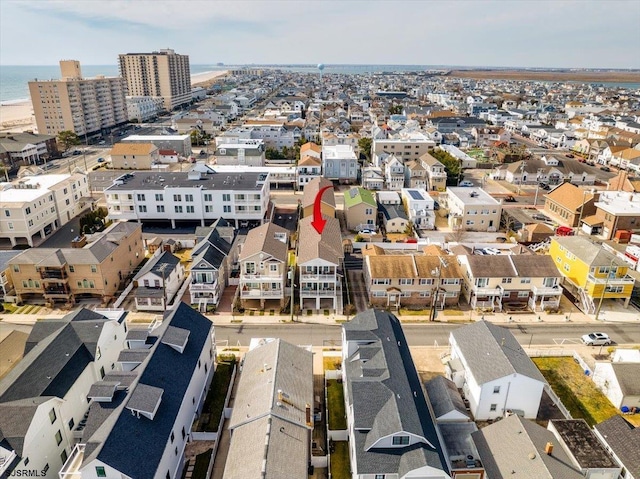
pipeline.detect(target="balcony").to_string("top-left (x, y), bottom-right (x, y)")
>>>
top-left (40, 269), bottom-right (68, 281)
top-left (474, 286), bottom-right (502, 296)
top-left (190, 281), bottom-right (218, 292)
top-left (532, 284), bottom-right (562, 296)
top-left (300, 287), bottom-right (340, 298)
top-left (241, 289), bottom-right (283, 298)
top-left (301, 273), bottom-right (338, 281)
top-left (59, 443), bottom-right (85, 479)
top-left (44, 288), bottom-right (72, 298)
top-left (587, 274), bottom-right (635, 286)
top-left (241, 273), bottom-right (281, 281)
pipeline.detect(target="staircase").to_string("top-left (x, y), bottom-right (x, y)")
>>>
top-left (579, 288), bottom-right (595, 314)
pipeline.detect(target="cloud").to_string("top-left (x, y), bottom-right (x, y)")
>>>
top-left (1, 0), bottom-right (638, 68)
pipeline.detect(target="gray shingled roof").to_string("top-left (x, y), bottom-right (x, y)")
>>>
top-left (342, 310), bottom-right (448, 477)
top-left (451, 321), bottom-right (546, 384)
top-left (126, 383), bottom-right (163, 416)
top-left (87, 381), bottom-right (121, 401)
top-left (161, 326), bottom-right (190, 351)
top-left (466, 255), bottom-right (517, 278)
top-left (425, 376), bottom-right (471, 421)
top-left (297, 215), bottom-right (343, 265)
top-left (133, 251), bottom-right (180, 281)
top-left (594, 415), bottom-right (640, 477)
top-left (472, 415), bottom-right (583, 479)
top-left (239, 222), bottom-right (288, 262)
top-left (611, 363), bottom-right (640, 396)
top-left (0, 397), bottom-right (52, 455)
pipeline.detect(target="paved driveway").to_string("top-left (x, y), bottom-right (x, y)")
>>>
top-left (39, 209), bottom-right (89, 249)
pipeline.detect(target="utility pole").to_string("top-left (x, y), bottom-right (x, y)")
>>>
top-left (594, 259), bottom-right (616, 321)
top-left (429, 256), bottom-right (447, 322)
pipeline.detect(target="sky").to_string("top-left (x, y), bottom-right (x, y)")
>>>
top-left (1, 0), bottom-right (639, 69)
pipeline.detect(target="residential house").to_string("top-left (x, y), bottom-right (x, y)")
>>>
top-left (493, 157), bottom-right (597, 187)
top-left (301, 177), bottom-right (336, 218)
top-left (405, 159), bottom-right (428, 189)
top-left (297, 216), bottom-right (344, 313)
top-left (322, 144), bottom-right (359, 183)
top-left (379, 203), bottom-right (409, 233)
top-left (607, 171), bottom-right (640, 193)
top-left (446, 187), bottom-right (501, 232)
top-left (584, 191), bottom-right (640, 239)
top-left (593, 415), bottom-right (640, 479)
top-left (361, 166), bottom-right (385, 190)
top-left (8, 221), bottom-right (144, 306)
top-left (592, 361), bottom-right (640, 410)
top-left (238, 222), bottom-right (289, 309)
top-left (133, 251), bottom-right (185, 311)
top-left (384, 155), bottom-right (406, 190)
top-left (438, 145), bottom-right (478, 169)
top-left (296, 155), bottom-right (322, 189)
top-left (372, 131), bottom-right (436, 165)
top-left (215, 139), bottom-right (265, 167)
top-left (108, 143), bottom-right (159, 170)
top-left (547, 419), bottom-right (621, 479)
top-left (223, 339), bottom-right (313, 479)
top-left (401, 188), bottom-right (436, 230)
top-left (158, 149), bottom-right (179, 163)
top-left (342, 310), bottom-right (451, 479)
top-left (472, 415), bottom-right (584, 479)
top-left (425, 376), bottom-right (472, 423)
top-left (610, 148), bottom-right (640, 172)
top-left (419, 152), bottom-right (448, 191)
top-left (543, 182), bottom-right (597, 228)
top-left (189, 218), bottom-right (236, 310)
top-left (0, 132), bottom-right (58, 169)
top-left (447, 321), bottom-right (547, 420)
top-left (299, 141), bottom-right (321, 159)
top-left (510, 255), bottom-right (562, 312)
top-left (57, 303), bottom-right (215, 479)
top-left (121, 134), bottom-right (192, 157)
top-left (363, 252), bottom-right (463, 310)
top-left (105, 169), bottom-right (270, 229)
top-left (548, 236), bottom-right (634, 312)
top-left (0, 308), bottom-right (127, 478)
top-left (0, 173), bottom-right (90, 247)
top-left (344, 187), bottom-right (377, 232)
top-left (0, 251), bottom-right (20, 301)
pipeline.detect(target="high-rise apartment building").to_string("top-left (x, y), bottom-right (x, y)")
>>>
top-left (118, 48), bottom-right (192, 111)
top-left (28, 60), bottom-right (128, 138)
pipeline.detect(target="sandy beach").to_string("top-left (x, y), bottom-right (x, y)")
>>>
top-left (0, 70), bottom-right (229, 134)
top-left (0, 100), bottom-right (36, 133)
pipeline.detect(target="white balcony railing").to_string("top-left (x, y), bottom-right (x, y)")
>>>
top-left (58, 443), bottom-right (85, 479)
top-left (474, 286), bottom-right (502, 296)
top-left (587, 275), bottom-right (635, 285)
top-left (300, 274), bottom-right (337, 281)
top-left (532, 285), bottom-right (562, 296)
top-left (241, 289), bottom-right (283, 298)
top-left (241, 273), bottom-right (281, 281)
top-left (190, 282), bottom-right (218, 292)
top-left (300, 287), bottom-right (340, 298)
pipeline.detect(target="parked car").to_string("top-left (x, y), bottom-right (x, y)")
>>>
top-left (98, 140), bottom-right (106, 145)
top-left (359, 229), bottom-right (375, 235)
top-left (433, 201), bottom-right (440, 210)
top-left (600, 166), bottom-right (611, 172)
top-left (566, 154), bottom-right (575, 158)
top-left (538, 183), bottom-right (551, 190)
top-left (72, 150), bottom-right (82, 155)
top-left (97, 157), bottom-right (105, 163)
top-left (504, 195), bottom-right (516, 202)
top-left (581, 332), bottom-right (612, 346)
top-left (532, 213), bottom-right (551, 222)
top-left (483, 248), bottom-right (501, 255)
top-left (459, 180), bottom-right (474, 187)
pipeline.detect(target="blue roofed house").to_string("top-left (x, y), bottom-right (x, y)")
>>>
top-left (133, 251), bottom-right (185, 311)
top-left (58, 302), bottom-right (216, 479)
top-left (0, 308), bottom-right (128, 478)
top-left (342, 309), bottom-right (451, 479)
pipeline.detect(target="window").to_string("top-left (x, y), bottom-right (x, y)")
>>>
top-left (205, 205), bottom-right (213, 212)
top-left (91, 265), bottom-right (97, 273)
top-left (399, 278), bottom-right (413, 285)
top-left (173, 194), bottom-right (182, 202)
top-left (4, 210), bottom-right (9, 217)
top-left (518, 291), bottom-right (530, 298)
top-left (419, 278), bottom-right (433, 285)
top-left (13, 265), bottom-right (19, 273)
top-left (185, 194), bottom-right (194, 202)
top-left (136, 194), bottom-right (145, 201)
top-left (68, 418), bottom-right (75, 430)
top-left (139, 205), bottom-right (147, 212)
top-left (171, 431), bottom-right (175, 443)
top-left (25, 206), bottom-right (31, 215)
top-left (157, 205), bottom-right (165, 213)
top-left (223, 205), bottom-right (231, 213)
top-left (490, 404), bottom-right (497, 411)
top-left (373, 278), bottom-right (391, 285)
top-left (375, 476), bottom-right (386, 479)
top-left (520, 278), bottom-right (531, 284)
top-left (223, 194), bottom-right (230, 201)
top-left (182, 426), bottom-right (186, 440)
top-left (100, 366), bottom-right (105, 379)
top-left (373, 291), bottom-right (387, 297)
top-left (49, 408), bottom-right (57, 423)
top-left (55, 429), bottom-right (63, 445)
top-left (392, 436), bottom-right (410, 445)
top-left (419, 291), bottom-right (431, 297)
top-left (204, 194), bottom-right (212, 201)
top-left (7, 222), bottom-right (13, 230)
top-left (493, 386), bottom-right (501, 394)
top-left (186, 205), bottom-right (194, 213)
top-left (501, 278), bottom-right (512, 284)
top-left (155, 194), bottom-right (163, 201)
top-left (96, 466), bottom-right (106, 477)
top-left (270, 264), bottom-right (278, 272)
top-left (175, 206), bottom-right (183, 213)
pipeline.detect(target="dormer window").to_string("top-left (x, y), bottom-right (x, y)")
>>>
top-left (392, 435), bottom-right (410, 445)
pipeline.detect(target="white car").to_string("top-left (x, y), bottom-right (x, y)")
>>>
top-left (459, 180), bottom-right (474, 187)
top-left (359, 229), bottom-right (375, 235)
top-left (483, 248), bottom-right (501, 255)
top-left (581, 332), bottom-right (612, 346)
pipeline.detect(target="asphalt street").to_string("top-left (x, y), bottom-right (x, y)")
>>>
top-left (211, 321), bottom-right (640, 348)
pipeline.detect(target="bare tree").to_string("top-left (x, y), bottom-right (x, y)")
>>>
top-left (446, 227), bottom-right (469, 243)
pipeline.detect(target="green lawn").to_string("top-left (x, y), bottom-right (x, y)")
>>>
top-left (533, 357), bottom-right (619, 426)
top-left (198, 358), bottom-right (236, 432)
top-left (327, 379), bottom-right (347, 430)
top-left (330, 441), bottom-right (351, 479)
top-left (191, 449), bottom-right (213, 479)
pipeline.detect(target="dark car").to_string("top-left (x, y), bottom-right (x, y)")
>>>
top-left (72, 150), bottom-right (82, 155)
top-left (532, 213), bottom-right (551, 222)
top-left (539, 183), bottom-right (551, 190)
top-left (600, 166), bottom-right (611, 172)
top-left (97, 157), bottom-right (105, 163)
top-left (433, 201), bottom-right (440, 210)
top-left (566, 154), bottom-right (574, 158)
top-left (504, 195), bottom-right (516, 202)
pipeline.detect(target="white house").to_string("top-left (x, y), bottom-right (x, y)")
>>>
top-left (384, 155), bottom-right (405, 190)
top-left (446, 187), bottom-right (502, 232)
top-left (322, 144), bottom-right (359, 183)
top-left (58, 303), bottom-right (215, 479)
top-left (133, 251), bottom-right (185, 311)
top-left (401, 188), bottom-right (436, 230)
top-left (214, 138), bottom-right (266, 167)
top-left (342, 310), bottom-right (451, 479)
top-left (0, 308), bottom-right (127, 479)
top-left (447, 321), bottom-right (547, 420)
top-left (296, 155), bottom-right (322, 190)
top-left (592, 361), bottom-right (640, 410)
top-left (105, 168), bottom-right (270, 229)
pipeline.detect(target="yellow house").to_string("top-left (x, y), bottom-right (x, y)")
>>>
top-left (549, 236), bottom-right (634, 312)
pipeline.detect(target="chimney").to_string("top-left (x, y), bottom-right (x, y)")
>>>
top-left (545, 442), bottom-right (553, 455)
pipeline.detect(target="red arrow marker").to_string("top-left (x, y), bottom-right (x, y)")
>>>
top-left (311, 185), bottom-right (332, 234)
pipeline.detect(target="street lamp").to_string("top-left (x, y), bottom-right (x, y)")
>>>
top-left (429, 256), bottom-right (448, 322)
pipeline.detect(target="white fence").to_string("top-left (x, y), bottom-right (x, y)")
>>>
top-left (113, 281), bottom-right (134, 308)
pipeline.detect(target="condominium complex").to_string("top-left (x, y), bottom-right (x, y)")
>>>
top-left (28, 60), bottom-right (128, 137)
top-left (118, 48), bottom-right (192, 111)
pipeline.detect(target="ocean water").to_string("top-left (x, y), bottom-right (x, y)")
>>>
top-left (1, 64), bottom-right (638, 103)
top-left (0, 64), bottom-right (227, 103)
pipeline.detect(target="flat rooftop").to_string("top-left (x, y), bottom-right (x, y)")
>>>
top-left (122, 134), bottom-right (189, 141)
top-left (447, 187), bottom-right (501, 205)
top-left (323, 145), bottom-right (357, 159)
top-left (595, 191), bottom-right (640, 215)
top-left (0, 174), bottom-right (72, 204)
top-left (105, 171), bottom-right (267, 192)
